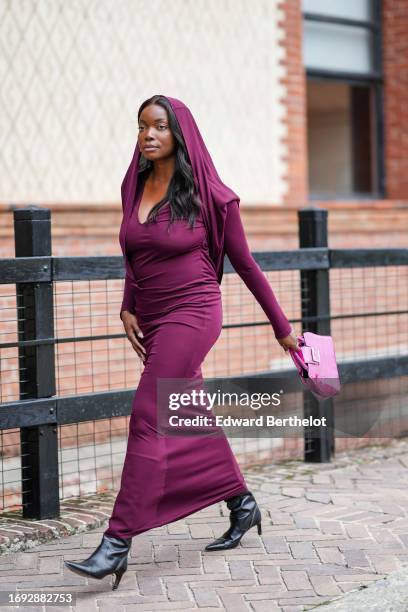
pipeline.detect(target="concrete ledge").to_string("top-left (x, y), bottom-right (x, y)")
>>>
top-left (312, 563), bottom-right (408, 611)
top-left (0, 493), bottom-right (115, 555)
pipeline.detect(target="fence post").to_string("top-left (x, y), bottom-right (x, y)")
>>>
top-left (14, 207), bottom-right (60, 519)
top-left (298, 207), bottom-right (335, 462)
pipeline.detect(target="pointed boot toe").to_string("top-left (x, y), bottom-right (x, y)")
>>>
top-left (64, 560), bottom-right (89, 577)
top-left (64, 534), bottom-right (131, 590)
top-left (205, 535), bottom-right (239, 551)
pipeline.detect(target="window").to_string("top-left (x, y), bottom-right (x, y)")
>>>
top-left (302, 0), bottom-right (384, 199)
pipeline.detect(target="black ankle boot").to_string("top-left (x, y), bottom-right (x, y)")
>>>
top-left (64, 533), bottom-right (132, 590)
top-left (205, 491), bottom-right (262, 551)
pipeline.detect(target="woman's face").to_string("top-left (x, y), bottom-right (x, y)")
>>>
top-left (138, 104), bottom-right (176, 160)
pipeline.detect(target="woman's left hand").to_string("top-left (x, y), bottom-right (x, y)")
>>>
top-left (277, 327), bottom-right (299, 352)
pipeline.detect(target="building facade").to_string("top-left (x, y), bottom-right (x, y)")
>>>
top-left (1, 0), bottom-right (406, 255)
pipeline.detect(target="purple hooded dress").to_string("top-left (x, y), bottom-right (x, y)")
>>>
top-left (104, 96), bottom-right (292, 539)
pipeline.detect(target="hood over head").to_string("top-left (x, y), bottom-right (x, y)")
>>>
top-left (119, 95), bottom-right (240, 284)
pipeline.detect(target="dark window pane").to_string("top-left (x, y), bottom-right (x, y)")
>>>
top-left (351, 86), bottom-right (373, 192)
top-left (307, 79), bottom-right (375, 197)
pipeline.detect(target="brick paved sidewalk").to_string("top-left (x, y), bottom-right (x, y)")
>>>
top-left (0, 438), bottom-right (408, 611)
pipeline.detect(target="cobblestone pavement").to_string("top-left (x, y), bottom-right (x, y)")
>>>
top-left (1, 439), bottom-right (408, 611)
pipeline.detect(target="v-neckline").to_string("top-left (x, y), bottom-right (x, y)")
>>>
top-left (136, 182), bottom-right (168, 226)
top-left (136, 184), bottom-right (153, 225)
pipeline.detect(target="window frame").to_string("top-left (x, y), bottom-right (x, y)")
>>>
top-left (303, 0), bottom-right (385, 199)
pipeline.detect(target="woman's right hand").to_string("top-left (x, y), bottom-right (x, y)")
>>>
top-left (120, 311), bottom-right (146, 363)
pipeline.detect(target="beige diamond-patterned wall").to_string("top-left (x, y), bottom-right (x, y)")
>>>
top-left (1, 0), bottom-right (288, 205)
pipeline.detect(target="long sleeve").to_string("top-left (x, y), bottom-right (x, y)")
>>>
top-left (224, 201), bottom-right (292, 340)
top-left (120, 257), bottom-right (136, 317)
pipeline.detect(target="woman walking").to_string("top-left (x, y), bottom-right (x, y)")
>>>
top-left (65, 95), bottom-right (299, 590)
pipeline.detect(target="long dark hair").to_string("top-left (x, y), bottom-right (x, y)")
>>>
top-left (137, 95), bottom-right (202, 229)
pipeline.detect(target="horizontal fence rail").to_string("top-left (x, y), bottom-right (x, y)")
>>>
top-left (0, 206), bottom-right (407, 518)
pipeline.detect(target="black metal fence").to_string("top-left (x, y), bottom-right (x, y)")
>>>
top-left (0, 206), bottom-right (407, 519)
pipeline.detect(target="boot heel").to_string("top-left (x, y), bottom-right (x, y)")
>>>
top-left (112, 564), bottom-right (127, 591)
top-left (257, 522), bottom-right (262, 535)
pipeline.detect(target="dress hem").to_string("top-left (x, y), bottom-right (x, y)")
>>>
top-left (104, 482), bottom-right (249, 540)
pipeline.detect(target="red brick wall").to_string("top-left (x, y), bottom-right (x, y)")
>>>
top-left (277, 0), bottom-right (309, 208)
top-left (382, 0), bottom-right (408, 199)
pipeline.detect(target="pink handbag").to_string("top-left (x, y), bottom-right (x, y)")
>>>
top-left (288, 331), bottom-right (341, 400)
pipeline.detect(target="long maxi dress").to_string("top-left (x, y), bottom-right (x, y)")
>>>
top-left (104, 179), bottom-right (292, 540)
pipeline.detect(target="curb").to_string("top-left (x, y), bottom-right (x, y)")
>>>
top-left (0, 493), bottom-right (115, 555)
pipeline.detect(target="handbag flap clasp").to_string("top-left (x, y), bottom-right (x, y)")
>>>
top-left (311, 346), bottom-right (320, 363)
top-left (302, 345), bottom-right (320, 364)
